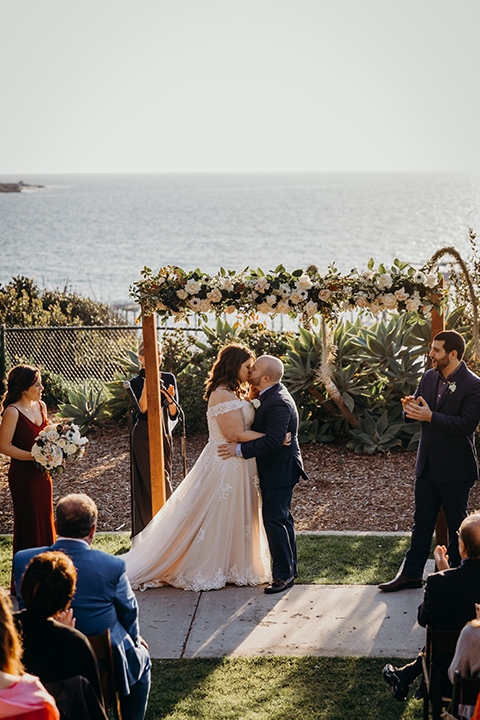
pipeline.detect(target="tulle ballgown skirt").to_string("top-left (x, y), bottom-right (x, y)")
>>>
top-left (124, 439), bottom-right (271, 591)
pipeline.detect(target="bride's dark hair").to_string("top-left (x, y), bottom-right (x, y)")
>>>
top-left (1, 365), bottom-right (39, 414)
top-left (204, 344), bottom-right (254, 399)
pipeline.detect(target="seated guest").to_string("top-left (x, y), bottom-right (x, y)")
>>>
top-left (383, 512), bottom-right (480, 702)
top-left (448, 607), bottom-right (480, 719)
top-left (13, 494), bottom-right (151, 720)
top-left (0, 590), bottom-right (59, 719)
top-left (14, 551), bottom-right (104, 712)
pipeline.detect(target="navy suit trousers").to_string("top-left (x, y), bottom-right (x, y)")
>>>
top-left (261, 485), bottom-right (297, 579)
top-left (403, 463), bottom-right (470, 578)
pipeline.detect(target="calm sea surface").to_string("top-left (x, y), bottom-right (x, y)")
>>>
top-left (1, 172), bottom-right (479, 306)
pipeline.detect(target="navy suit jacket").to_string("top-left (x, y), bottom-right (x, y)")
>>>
top-left (409, 362), bottom-right (480, 486)
top-left (13, 539), bottom-right (148, 697)
top-left (240, 383), bottom-right (307, 490)
top-left (417, 558), bottom-right (480, 631)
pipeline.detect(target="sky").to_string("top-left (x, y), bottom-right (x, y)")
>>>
top-left (1, 0), bottom-right (480, 174)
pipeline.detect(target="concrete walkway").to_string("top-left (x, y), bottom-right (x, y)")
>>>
top-left (136, 580), bottom-right (428, 660)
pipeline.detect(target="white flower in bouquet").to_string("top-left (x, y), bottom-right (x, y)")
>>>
top-left (32, 422), bottom-right (88, 474)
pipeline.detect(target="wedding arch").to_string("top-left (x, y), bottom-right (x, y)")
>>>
top-left (130, 257), bottom-right (450, 514)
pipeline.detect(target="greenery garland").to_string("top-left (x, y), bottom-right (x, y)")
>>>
top-left (130, 260), bottom-right (445, 322)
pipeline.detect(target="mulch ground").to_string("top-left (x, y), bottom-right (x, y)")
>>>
top-left (2, 424), bottom-right (480, 534)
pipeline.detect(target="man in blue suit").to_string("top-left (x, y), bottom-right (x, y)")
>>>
top-left (379, 330), bottom-right (480, 592)
top-left (219, 355), bottom-right (308, 594)
top-left (13, 493), bottom-right (151, 720)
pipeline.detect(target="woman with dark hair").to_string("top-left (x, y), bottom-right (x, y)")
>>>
top-left (124, 343), bottom-right (272, 591)
top-left (0, 590), bottom-right (59, 719)
top-left (130, 340), bottom-right (179, 536)
top-left (13, 551), bottom-right (103, 710)
top-left (0, 365), bottom-right (56, 592)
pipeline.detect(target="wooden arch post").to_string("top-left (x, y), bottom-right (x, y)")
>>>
top-left (142, 313), bottom-right (166, 514)
top-left (431, 278), bottom-right (447, 550)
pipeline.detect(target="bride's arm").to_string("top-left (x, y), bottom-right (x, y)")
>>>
top-left (209, 390), bottom-right (264, 443)
top-left (216, 411), bottom-right (264, 442)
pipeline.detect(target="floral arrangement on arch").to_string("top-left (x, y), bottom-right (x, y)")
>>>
top-left (130, 260), bottom-right (445, 323)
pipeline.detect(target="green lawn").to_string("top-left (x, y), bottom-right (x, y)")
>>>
top-left (0, 533), bottom-right (413, 590)
top-left (146, 657), bottom-right (423, 720)
top-left (0, 533), bottom-right (426, 719)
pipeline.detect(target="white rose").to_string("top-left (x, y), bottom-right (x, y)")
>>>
top-left (356, 294), bottom-right (369, 309)
top-left (254, 278), bottom-right (270, 293)
top-left (185, 279), bottom-right (202, 294)
top-left (394, 287), bottom-right (410, 302)
top-left (377, 273), bottom-right (393, 290)
top-left (176, 289), bottom-right (188, 300)
top-left (405, 296), bottom-right (421, 312)
top-left (31, 444), bottom-right (42, 457)
top-left (225, 305), bottom-right (236, 314)
top-left (45, 429), bottom-right (59, 442)
top-left (289, 291), bottom-right (303, 305)
top-left (199, 299), bottom-right (212, 312)
top-left (424, 272), bottom-right (439, 289)
top-left (318, 289), bottom-right (331, 301)
top-left (57, 438), bottom-right (67, 449)
top-left (305, 300), bottom-right (318, 317)
top-left (65, 443), bottom-right (78, 455)
top-left (382, 293), bottom-right (397, 310)
top-left (369, 301), bottom-right (381, 314)
top-left (265, 295), bottom-right (277, 307)
top-left (276, 301), bottom-right (290, 314)
top-left (219, 277), bottom-right (234, 291)
top-left (257, 303), bottom-right (271, 315)
top-left (207, 288), bottom-right (222, 303)
top-left (297, 275), bottom-right (313, 291)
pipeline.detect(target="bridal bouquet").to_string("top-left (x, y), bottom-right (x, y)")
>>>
top-left (32, 423), bottom-right (88, 474)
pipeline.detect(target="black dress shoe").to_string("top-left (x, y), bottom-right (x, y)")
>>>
top-left (378, 574), bottom-right (423, 592)
top-left (382, 664), bottom-right (409, 701)
top-left (264, 577), bottom-right (294, 594)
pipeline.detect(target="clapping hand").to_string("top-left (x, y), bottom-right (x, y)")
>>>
top-left (55, 608), bottom-right (76, 627)
top-left (434, 544), bottom-right (450, 571)
top-left (402, 395), bottom-right (433, 422)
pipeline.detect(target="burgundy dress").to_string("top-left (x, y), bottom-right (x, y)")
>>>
top-left (8, 403), bottom-right (56, 562)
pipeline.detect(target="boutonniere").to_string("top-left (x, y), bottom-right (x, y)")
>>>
top-left (251, 398), bottom-right (261, 409)
top-left (447, 381), bottom-right (457, 393)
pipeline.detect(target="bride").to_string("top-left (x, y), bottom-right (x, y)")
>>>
top-left (124, 343), bottom-right (272, 591)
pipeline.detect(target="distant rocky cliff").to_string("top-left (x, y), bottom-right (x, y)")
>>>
top-left (0, 181), bottom-right (43, 193)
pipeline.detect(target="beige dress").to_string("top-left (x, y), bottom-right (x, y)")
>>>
top-left (124, 399), bottom-right (271, 591)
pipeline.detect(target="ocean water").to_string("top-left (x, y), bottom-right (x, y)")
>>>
top-left (1, 172), bottom-right (479, 306)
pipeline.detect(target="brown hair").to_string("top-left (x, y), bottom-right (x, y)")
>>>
top-left (0, 590), bottom-right (24, 676)
top-left (21, 551), bottom-right (77, 619)
top-left (56, 493), bottom-right (98, 538)
top-left (204, 344), bottom-right (254, 399)
top-left (434, 331), bottom-right (465, 361)
top-left (1, 365), bottom-right (39, 414)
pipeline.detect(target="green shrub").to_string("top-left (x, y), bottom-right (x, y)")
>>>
top-left (0, 276), bottom-right (124, 327)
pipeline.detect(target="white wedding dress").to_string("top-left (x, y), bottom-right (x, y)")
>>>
top-left (124, 398), bottom-right (271, 591)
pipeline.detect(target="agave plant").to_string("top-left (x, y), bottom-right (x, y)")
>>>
top-left (346, 410), bottom-right (404, 455)
top-left (58, 383), bottom-right (107, 434)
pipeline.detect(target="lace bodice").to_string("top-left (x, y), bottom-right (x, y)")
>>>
top-left (207, 399), bottom-right (255, 441)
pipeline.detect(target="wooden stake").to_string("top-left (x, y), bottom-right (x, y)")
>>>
top-left (142, 313), bottom-right (166, 513)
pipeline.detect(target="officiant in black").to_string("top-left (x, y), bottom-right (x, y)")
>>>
top-left (129, 340), bottom-right (179, 537)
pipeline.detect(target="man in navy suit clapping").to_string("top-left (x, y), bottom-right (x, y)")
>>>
top-left (379, 330), bottom-right (480, 592)
top-left (219, 355), bottom-right (308, 594)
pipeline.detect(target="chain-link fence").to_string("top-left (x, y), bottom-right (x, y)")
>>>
top-left (1, 325), bottom-right (143, 382)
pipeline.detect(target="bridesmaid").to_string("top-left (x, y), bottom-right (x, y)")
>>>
top-left (0, 365), bottom-right (56, 591)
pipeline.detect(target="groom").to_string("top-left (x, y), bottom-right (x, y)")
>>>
top-left (218, 355), bottom-right (308, 594)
